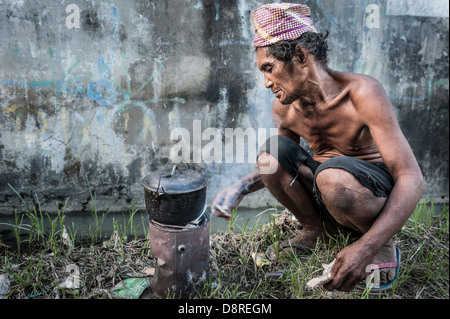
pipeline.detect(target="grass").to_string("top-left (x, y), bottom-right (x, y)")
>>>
top-left (204, 205), bottom-right (449, 299)
top-left (0, 187), bottom-right (448, 299)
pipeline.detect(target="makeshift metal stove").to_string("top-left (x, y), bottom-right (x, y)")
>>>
top-left (142, 162), bottom-right (210, 297)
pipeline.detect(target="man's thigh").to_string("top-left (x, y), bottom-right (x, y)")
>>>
top-left (313, 156), bottom-right (394, 232)
top-left (258, 135), bottom-right (319, 192)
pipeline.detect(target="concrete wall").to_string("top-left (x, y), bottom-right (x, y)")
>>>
top-left (0, 0), bottom-right (448, 215)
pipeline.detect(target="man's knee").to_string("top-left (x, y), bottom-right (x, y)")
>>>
top-left (315, 168), bottom-right (360, 212)
top-left (257, 151), bottom-right (279, 175)
top-left (258, 135), bottom-right (308, 177)
top-left (315, 166), bottom-right (388, 233)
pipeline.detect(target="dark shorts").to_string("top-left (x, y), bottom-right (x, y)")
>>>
top-left (259, 135), bottom-right (395, 236)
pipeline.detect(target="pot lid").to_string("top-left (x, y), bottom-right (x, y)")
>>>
top-left (143, 165), bottom-right (207, 194)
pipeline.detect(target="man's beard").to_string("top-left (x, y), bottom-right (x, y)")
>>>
top-left (279, 93), bottom-right (301, 105)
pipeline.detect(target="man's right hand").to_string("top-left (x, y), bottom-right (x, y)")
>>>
top-left (210, 184), bottom-right (245, 220)
top-left (211, 169), bottom-right (265, 220)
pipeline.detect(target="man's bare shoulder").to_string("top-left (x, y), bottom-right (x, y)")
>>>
top-left (332, 70), bottom-right (390, 110)
top-left (332, 70), bottom-right (382, 93)
top-left (331, 70), bottom-right (397, 132)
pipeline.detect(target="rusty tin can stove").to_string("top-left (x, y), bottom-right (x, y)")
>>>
top-left (143, 161), bottom-right (210, 297)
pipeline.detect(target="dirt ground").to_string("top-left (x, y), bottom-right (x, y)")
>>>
top-left (1, 210), bottom-right (448, 299)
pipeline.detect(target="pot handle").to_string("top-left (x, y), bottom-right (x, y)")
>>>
top-left (170, 155), bottom-right (191, 169)
top-left (156, 160), bottom-right (170, 195)
top-left (156, 157), bottom-right (191, 194)
top-left (170, 165), bottom-right (178, 177)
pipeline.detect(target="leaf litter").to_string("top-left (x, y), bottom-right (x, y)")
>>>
top-left (0, 208), bottom-right (448, 299)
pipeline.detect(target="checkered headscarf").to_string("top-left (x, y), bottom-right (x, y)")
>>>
top-left (252, 3), bottom-right (317, 47)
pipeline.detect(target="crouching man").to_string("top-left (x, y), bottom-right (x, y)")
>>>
top-left (211, 3), bottom-right (424, 292)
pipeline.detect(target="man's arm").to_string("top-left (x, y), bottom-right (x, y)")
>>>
top-left (354, 76), bottom-right (424, 253)
top-left (233, 169), bottom-right (266, 196)
top-left (326, 76), bottom-right (424, 291)
top-left (211, 99), bottom-right (301, 219)
top-left (210, 169), bottom-right (265, 220)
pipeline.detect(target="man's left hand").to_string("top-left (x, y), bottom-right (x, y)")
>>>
top-left (323, 240), bottom-right (374, 292)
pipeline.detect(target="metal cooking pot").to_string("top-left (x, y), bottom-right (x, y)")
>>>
top-left (142, 162), bottom-right (207, 226)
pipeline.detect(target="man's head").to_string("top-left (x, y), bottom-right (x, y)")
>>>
top-left (264, 31), bottom-right (330, 72)
top-left (252, 3), bottom-right (330, 104)
top-left (252, 3), bottom-right (317, 47)
top-left (252, 2), bottom-right (329, 67)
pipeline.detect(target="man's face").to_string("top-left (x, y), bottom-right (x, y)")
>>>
top-left (256, 47), bottom-right (304, 105)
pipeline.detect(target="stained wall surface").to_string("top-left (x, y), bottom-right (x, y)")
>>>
top-left (0, 0), bottom-right (448, 215)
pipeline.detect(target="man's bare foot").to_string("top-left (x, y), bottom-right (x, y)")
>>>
top-left (368, 238), bottom-right (398, 284)
top-left (266, 228), bottom-right (324, 261)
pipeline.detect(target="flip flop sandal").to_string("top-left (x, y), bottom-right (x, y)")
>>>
top-left (265, 239), bottom-right (314, 261)
top-left (356, 246), bottom-right (401, 293)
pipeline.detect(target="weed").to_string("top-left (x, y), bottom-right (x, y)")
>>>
top-left (0, 193), bottom-right (448, 299)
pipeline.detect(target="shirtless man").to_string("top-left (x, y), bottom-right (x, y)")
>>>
top-left (211, 3), bottom-right (424, 292)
